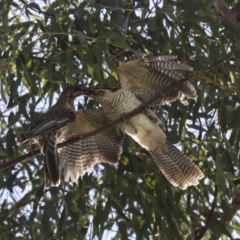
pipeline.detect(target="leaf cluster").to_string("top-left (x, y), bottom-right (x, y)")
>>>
top-left (1, 0), bottom-right (240, 239)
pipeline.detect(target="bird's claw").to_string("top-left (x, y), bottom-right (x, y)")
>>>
top-left (140, 103), bottom-right (149, 111)
top-left (68, 132), bottom-right (84, 140)
top-left (121, 113), bottom-right (130, 123)
top-left (28, 142), bottom-right (34, 154)
top-left (77, 132), bottom-right (84, 140)
top-left (121, 113), bottom-right (137, 134)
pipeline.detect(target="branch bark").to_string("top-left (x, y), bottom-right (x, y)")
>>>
top-left (0, 41), bottom-right (239, 171)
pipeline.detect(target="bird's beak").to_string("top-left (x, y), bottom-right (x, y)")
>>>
top-left (73, 88), bottom-right (93, 97)
top-left (72, 88), bottom-right (86, 98)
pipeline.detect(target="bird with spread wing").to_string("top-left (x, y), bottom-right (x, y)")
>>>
top-left (58, 53), bottom-right (203, 189)
top-left (20, 54), bottom-right (203, 189)
top-left (78, 87), bottom-right (203, 190)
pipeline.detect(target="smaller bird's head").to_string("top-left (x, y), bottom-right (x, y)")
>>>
top-left (57, 86), bottom-right (86, 109)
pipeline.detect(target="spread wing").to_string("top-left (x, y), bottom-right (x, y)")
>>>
top-left (59, 109), bottom-right (124, 182)
top-left (118, 53), bottom-right (196, 105)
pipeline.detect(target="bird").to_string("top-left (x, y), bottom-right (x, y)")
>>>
top-left (79, 88), bottom-right (204, 190)
top-left (117, 53), bottom-right (197, 105)
top-left (20, 86), bottom-right (84, 188)
top-left (58, 108), bottom-right (124, 183)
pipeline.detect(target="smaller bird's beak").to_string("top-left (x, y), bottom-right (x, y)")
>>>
top-left (72, 88), bottom-right (86, 98)
top-left (73, 88), bottom-right (93, 97)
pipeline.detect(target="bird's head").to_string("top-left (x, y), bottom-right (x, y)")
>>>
top-left (58, 86), bottom-right (87, 103)
top-left (61, 86), bottom-right (85, 98)
top-left (56, 86), bottom-right (86, 109)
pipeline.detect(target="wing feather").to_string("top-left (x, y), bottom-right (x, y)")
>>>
top-left (59, 109), bottom-right (124, 182)
top-left (24, 111), bottom-right (74, 140)
top-left (118, 53), bottom-right (197, 104)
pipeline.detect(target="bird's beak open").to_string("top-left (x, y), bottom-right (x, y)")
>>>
top-left (72, 88), bottom-right (86, 98)
top-left (73, 88), bottom-right (93, 97)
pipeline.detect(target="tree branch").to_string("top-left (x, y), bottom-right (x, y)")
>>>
top-left (195, 185), bottom-right (218, 240)
top-left (0, 42), bottom-right (239, 171)
top-left (193, 2), bottom-right (240, 238)
top-left (194, 177), bottom-right (240, 239)
top-left (214, 0), bottom-right (240, 28)
top-left (6, 187), bottom-right (40, 218)
top-left (210, 192), bottom-right (240, 240)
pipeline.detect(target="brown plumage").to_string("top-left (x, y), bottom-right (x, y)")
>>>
top-left (81, 88), bottom-right (204, 190)
top-left (20, 87), bottom-right (84, 188)
top-left (58, 109), bottom-right (124, 182)
top-left (118, 53), bottom-right (197, 105)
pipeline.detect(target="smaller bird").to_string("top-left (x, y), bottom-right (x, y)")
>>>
top-left (118, 53), bottom-right (197, 105)
top-left (58, 108), bottom-right (124, 183)
top-left (20, 86), bottom-right (84, 188)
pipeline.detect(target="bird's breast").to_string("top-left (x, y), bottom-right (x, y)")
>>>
top-left (100, 90), bottom-right (142, 117)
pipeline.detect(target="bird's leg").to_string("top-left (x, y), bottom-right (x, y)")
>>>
top-left (140, 102), bottom-right (149, 112)
top-left (76, 132), bottom-right (84, 140)
top-left (121, 113), bottom-right (138, 134)
top-left (28, 140), bottom-right (34, 154)
top-left (139, 102), bottom-right (153, 117)
top-left (140, 103), bottom-right (162, 126)
top-left (121, 113), bottom-right (129, 122)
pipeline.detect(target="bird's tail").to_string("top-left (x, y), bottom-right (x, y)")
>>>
top-left (44, 149), bottom-right (60, 188)
top-left (150, 142), bottom-right (204, 190)
top-left (166, 141), bottom-right (204, 186)
top-left (41, 135), bottom-right (60, 188)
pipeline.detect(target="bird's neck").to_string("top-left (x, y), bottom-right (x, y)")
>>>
top-left (67, 99), bottom-right (75, 110)
top-left (56, 99), bottom-right (75, 111)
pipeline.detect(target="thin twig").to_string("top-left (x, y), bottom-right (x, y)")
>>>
top-left (214, 0), bottom-right (240, 28)
top-left (233, 178), bottom-right (240, 185)
top-left (195, 185), bottom-right (218, 240)
top-left (0, 42), bottom-right (239, 171)
top-left (6, 187), bottom-right (40, 218)
top-left (210, 192), bottom-right (240, 240)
